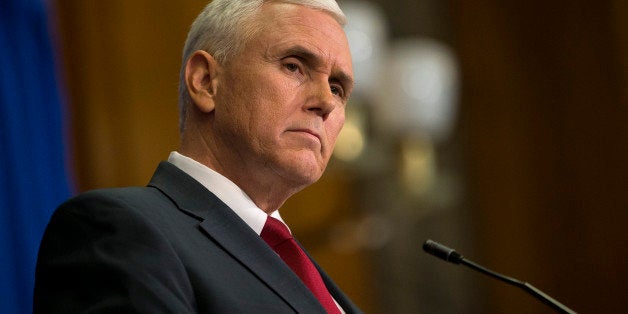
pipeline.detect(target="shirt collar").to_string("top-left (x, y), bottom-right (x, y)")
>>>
top-left (167, 151), bottom-right (286, 235)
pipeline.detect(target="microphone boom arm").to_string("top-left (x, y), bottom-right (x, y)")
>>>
top-left (422, 239), bottom-right (577, 314)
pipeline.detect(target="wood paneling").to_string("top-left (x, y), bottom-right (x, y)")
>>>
top-left (450, 1), bottom-right (628, 313)
top-left (53, 1), bottom-right (203, 190)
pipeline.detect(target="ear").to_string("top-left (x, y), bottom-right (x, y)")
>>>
top-left (185, 50), bottom-right (220, 113)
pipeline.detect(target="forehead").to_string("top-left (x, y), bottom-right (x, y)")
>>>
top-left (251, 3), bottom-right (353, 74)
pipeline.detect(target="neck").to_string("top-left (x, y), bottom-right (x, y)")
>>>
top-left (179, 126), bottom-right (303, 214)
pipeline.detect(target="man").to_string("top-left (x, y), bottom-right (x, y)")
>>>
top-left (34, 0), bottom-right (360, 313)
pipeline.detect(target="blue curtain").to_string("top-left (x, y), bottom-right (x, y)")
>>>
top-left (0, 0), bottom-right (73, 313)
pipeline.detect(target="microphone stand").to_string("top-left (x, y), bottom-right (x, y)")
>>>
top-left (422, 239), bottom-right (577, 314)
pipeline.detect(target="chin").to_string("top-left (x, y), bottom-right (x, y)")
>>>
top-left (291, 167), bottom-right (324, 186)
top-left (280, 163), bottom-right (325, 188)
top-left (271, 150), bottom-right (328, 186)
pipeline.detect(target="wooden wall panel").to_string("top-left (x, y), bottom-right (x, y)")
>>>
top-left (53, 0), bottom-right (202, 190)
top-left (450, 1), bottom-right (628, 313)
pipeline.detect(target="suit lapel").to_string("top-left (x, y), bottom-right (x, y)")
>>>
top-left (148, 162), bottom-right (326, 313)
top-left (198, 217), bottom-right (325, 312)
top-left (299, 241), bottom-right (363, 314)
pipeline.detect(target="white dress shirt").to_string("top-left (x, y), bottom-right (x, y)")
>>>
top-left (167, 151), bottom-right (285, 235)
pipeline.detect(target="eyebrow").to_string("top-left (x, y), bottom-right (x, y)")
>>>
top-left (283, 45), bottom-right (354, 92)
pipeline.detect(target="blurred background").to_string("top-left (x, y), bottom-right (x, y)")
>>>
top-left (1, 0), bottom-right (627, 313)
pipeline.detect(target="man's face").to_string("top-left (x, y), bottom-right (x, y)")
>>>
top-left (212, 3), bottom-right (353, 189)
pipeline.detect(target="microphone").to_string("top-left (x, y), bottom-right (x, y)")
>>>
top-left (422, 239), bottom-right (577, 314)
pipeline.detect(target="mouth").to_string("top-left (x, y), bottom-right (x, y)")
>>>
top-left (289, 128), bottom-right (321, 144)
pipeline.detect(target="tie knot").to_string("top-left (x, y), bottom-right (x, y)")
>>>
top-left (260, 216), bottom-right (292, 247)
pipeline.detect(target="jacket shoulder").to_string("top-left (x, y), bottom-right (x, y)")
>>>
top-left (59, 186), bottom-right (170, 214)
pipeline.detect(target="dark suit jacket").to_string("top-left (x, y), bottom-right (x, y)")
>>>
top-left (34, 162), bottom-right (362, 313)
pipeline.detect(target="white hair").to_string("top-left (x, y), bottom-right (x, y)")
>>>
top-left (177, 0), bottom-right (346, 131)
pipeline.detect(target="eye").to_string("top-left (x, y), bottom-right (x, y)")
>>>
top-left (284, 62), bottom-right (299, 72)
top-left (281, 58), bottom-right (308, 81)
top-left (330, 84), bottom-right (344, 97)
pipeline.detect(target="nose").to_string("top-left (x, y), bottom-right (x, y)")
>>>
top-left (305, 80), bottom-right (337, 120)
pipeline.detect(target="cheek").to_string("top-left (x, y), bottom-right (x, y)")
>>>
top-left (253, 82), bottom-right (302, 128)
top-left (249, 91), bottom-right (289, 127)
top-left (326, 112), bottom-right (346, 145)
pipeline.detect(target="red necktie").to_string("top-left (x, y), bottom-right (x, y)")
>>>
top-left (261, 216), bottom-right (341, 314)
